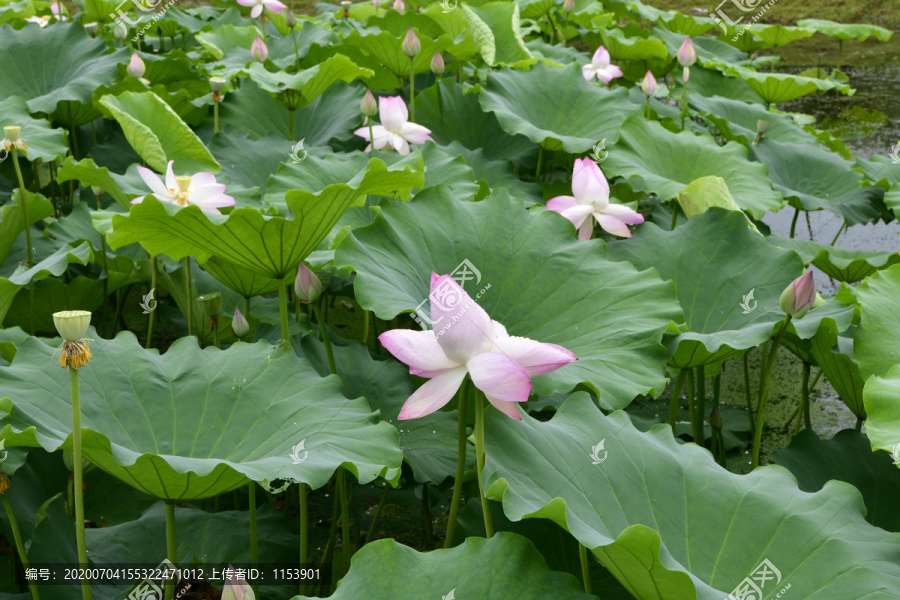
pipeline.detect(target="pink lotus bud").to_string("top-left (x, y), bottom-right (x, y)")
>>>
top-left (562, 0), bottom-right (574, 12)
top-left (392, 0), bottom-right (404, 12)
top-left (402, 27), bottom-right (420, 58)
top-left (640, 70), bottom-right (657, 96)
top-left (360, 89), bottom-right (378, 117)
top-left (127, 53), bottom-right (145, 78)
top-left (251, 36), bottom-right (268, 62)
top-left (431, 51), bottom-right (445, 75)
top-left (221, 565), bottom-right (255, 600)
top-left (231, 307), bottom-right (249, 339)
top-left (677, 37), bottom-right (697, 67)
top-left (779, 271), bottom-right (816, 319)
top-left (294, 263), bottom-right (322, 304)
top-left (285, 9), bottom-right (296, 27)
top-left (373, 0), bottom-right (381, 7)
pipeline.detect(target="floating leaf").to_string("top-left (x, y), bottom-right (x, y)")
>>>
top-left (462, 1), bottom-right (533, 66)
top-left (768, 235), bottom-right (900, 284)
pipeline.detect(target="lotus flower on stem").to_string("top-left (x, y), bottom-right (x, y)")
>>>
top-left (251, 35), bottom-right (268, 62)
top-left (581, 46), bottom-right (622, 84)
top-left (677, 37), bottom-right (696, 130)
top-left (222, 565), bottom-right (255, 600)
top-left (353, 96), bottom-right (432, 156)
top-left (237, 0), bottom-right (285, 19)
top-left (132, 160), bottom-right (235, 215)
top-left (547, 158), bottom-right (644, 240)
top-left (393, 0), bottom-right (405, 13)
top-left (126, 53), bottom-right (149, 85)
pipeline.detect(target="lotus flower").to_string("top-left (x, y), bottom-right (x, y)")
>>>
top-left (237, 0), bottom-right (285, 18)
top-left (250, 36), bottom-right (268, 62)
top-left (353, 96), bottom-right (433, 156)
top-left (779, 271), bottom-right (816, 319)
top-left (581, 46), bottom-right (623, 84)
top-left (25, 15), bottom-right (51, 26)
top-left (379, 274), bottom-right (576, 420)
top-left (431, 51), bottom-right (445, 75)
top-left (641, 70), bottom-right (657, 96)
top-left (677, 37), bottom-right (697, 67)
top-left (294, 262), bottom-right (322, 303)
top-left (547, 158), bottom-right (644, 239)
top-left (221, 565), bottom-right (255, 600)
top-left (393, 0), bottom-right (405, 12)
top-left (132, 160), bottom-right (236, 215)
top-left (232, 307), bottom-right (249, 339)
top-left (360, 89), bottom-right (378, 117)
top-left (127, 53), bottom-right (145, 78)
top-left (402, 27), bottom-right (421, 58)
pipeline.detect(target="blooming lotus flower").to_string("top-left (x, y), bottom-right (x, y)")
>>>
top-left (640, 70), bottom-right (657, 96)
top-left (581, 46), bottom-right (623, 84)
top-left (547, 158), bottom-right (644, 239)
top-left (380, 274), bottom-right (576, 420)
top-left (127, 53), bottom-right (145, 78)
top-left (393, 0), bottom-right (405, 12)
top-left (250, 36), bottom-right (268, 62)
top-left (51, 1), bottom-right (67, 18)
top-left (132, 160), bottom-right (236, 215)
top-left (779, 271), bottom-right (816, 319)
top-left (25, 15), bottom-right (51, 26)
top-left (237, 0), bottom-right (285, 18)
top-left (353, 96), bottom-right (433, 156)
top-left (221, 565), bottom-right (255, 600)
top-left (677, 37), bottom-right (697, 67)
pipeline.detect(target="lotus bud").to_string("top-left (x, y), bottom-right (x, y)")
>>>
top-left (392, 0), bottom-right (404, 13)
top-left (251, 36), bottom-right (268, 62)
top-left (127, 52), bottom-right (145, 78)
top-left (341, 0), bottom-right (351, 17)
top-left (232, 307), bottom-right (249, 339)
top-left (431, 51), bottom-right (445, 75)
top-left (677, 37), bottom-right (697, 67)
top-left (53, 310), bottom-right (93, 369)
top-left (4, 126), bottom-right (21, 143)
top-left (709, 408), bottom-right (724, 430)
top-left (779, 271), bottom-right (816, 319)
top-left (294, 263), bottom-right (322, 304)
top-left (285, 8), bottom-right (297, 27)
top-left (222, 565), bottom-right (255, 600)
top-left (754, 119), bottom-right (772, 144)
top-left (114, 25), bottom-right (127, 40)
top-left (562, 0), bottom-right (574, 12)
top-left (373, 0), bottom-right (381, 7)
top-left (402, 28), bottom-right (420, 58)
top-left (360, 89), bottom-right (378, 117)
top-left (84, 22), bottom-right (99, 37)
top-left (91, 186), bottom-right (103, 197)
top-left (197, 292), bottom-right (223, 317)
top-left (640, 70), bottom-right (657, 96)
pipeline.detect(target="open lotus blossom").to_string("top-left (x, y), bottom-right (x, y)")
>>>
top-left (582, 46), bottom-right (623, 83)
top-left (547, 158), bottom-right (644, 239)
top-left (380, 274), bottom-right (577, 420)
top-left (353, 96), bottom-right (432, 156)
top-left (237, 0), bottom-right (285, 18)
top-left (132, 160), bottom-right (236, 215)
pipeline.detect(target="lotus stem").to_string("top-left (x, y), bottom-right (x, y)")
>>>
top-left (367, 119), bottom-right (375, 154)
top-left (11, 148), bottom-right (34, 335)
top-left (338, 469), bottom-right (352, 574)
top-left (365, 484), bottom-right (389, 545)
top-left (145, 256), bottom-right (157, 348)
top-left (291, 28), bottom-right (300, 67)
top-left (95, 192), bottom-right (110, 337)
top-left (686, 368), bottom-right (695, 438)
top-left (535, 147), bottom-right (543, 181)
top-left (667, 370), bottom-right (687, 429)
top-left (670, 202), bottom-right (679, 231)
top-left (185, 258), bottom-right (193, 337)
top-left (693, 367), bottom-right (705, 445)
top-left (212, 315), bottom-right (220, 348)
top-left (213, 101), bottom-right (219, 134)
top-left (68, 367), bottom-right (93, 600)
top-left (645, 96), bottom-right (651, 120)
top-left (409, 57), bottom-right (416, 122)
top-left (298, 483), bottom-right (309, 595)
top-left (68, 101), bottom-right (79, 160)
top-left (830, 221), bottom-right (848, 246)
top-left (579, 542), bottom-right (591, 594)
top-left (801, 361), bottom-right (811, 430)
top-left (312, 302), bottom-right (336, 374)
top-left (474, 389), bottom-right (494, 538)
top-left (444, 379), bottom-right (469, 547)
top-left (244, 296), bottom-right (251, 322)
top-left (362, 309), bottom-right (370, 349)
top-left (752, 317), bottom-right (791, 469)
top-left (164, 501), bottom-right (176, 600)
top-left (789, 207), bottom-right (800, 238)
top-left (855, 417), bottom-right (863, 432)
top-left (277, 277), bottom-right (291, 351)
top-left (420, 483), bottom-right (433, 550)
top-left (1, 494), bottom-right (40, 600)
top-left (249, 483), bottom-right (259, 597)
top-left (680, 79), bottom-right (688, 131)
top-left (316, 483), bottom-right (340, 595)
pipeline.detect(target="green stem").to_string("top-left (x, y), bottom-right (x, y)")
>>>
top-left (164, 501), bottom-right (176, 600)
top-left (855, 417), bottom-right (863, 432)
top-left (789, 207), bottom-right (800, 238)
top-left (420, 483), bottom-right (433, 550)
top-left (670, 201), bottom-right (679, 230)
top-left (145, 256), bottom-right (157, 348)
top-left (809, 368), bottom-right (822, 393)
top-left (244, 296), bottom-right (251, 321)
top-left (801, 361), bottom-right (811, 430)
top-left (578, 542), bottom-right (591, 595)
top-left (751, 317), bottom-right (791, 469)
top-left (289, 109), bottom-right (295, 142)
top-left (362, 309), bottom-right (370, 350)
top-left (535, 147), bottom-right (543, 181)
top-left (11, 149), bottom-right (34, 335)
top-left (365, 485), bottom-right (389, 545)
top-left (212, 316), bottom-right (220, 348)
top-left (291, 28), bottom-right (300, 67)
top-left (367, 118), bottom-right (375, 154)
top-left (68, 102), bottom-right (79, 160)
top-left (213, 101), bottom-right (219, 135)
top-left (667, 370), bottom-right (687, 429)
top-left (1, 494), bottom-right (40, 600)
top-left (830, 221), bottom-right (847, 246)
top-left (693, 366), bottom-right (705, 446)
top-left (474, 389), bottom-right (494, 538)
top-left (680, 77), bottom-right (687, 131)
top-left (312, 303), bottom-right (336, 374)
top-left (185, 258), bottom-right (193, 338)
top-left (249, 483), bottom-right (259, 597)
top-left (298, 483), bottom-right (309, 595)
top-left (686, 368), bottom-right (695, 438)
top-left (409, 57), bottom-right (416, 122)
top-left (70, 367), bottom-right (92, 600)
top-left (338, 469), bottom-right (352, 574)
top-left (277, 278), bottom-right (291, 351)
top-left (444, 380), bottom-right (469, 548)
top-left (316, 483), bottom-right (339, 595)
top-left (645, 95), bottom-right (651, 119)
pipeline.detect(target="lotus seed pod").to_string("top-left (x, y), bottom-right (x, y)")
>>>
top-left (53, 310), bottom-right (92, 342)
top-left (3, 126), bottom-right (21, 142)
top-left (197, 292), bottom-right (224, 317)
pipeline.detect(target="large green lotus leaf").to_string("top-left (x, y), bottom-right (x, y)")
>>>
top-left (0, 189), bottom-right (53, 267)
top-left (773, 429), bottom-right (899, 530)
top-left (676, 65), bottom-right (763, 104)
top-left (651, 25), bottom-right (746, 65)
top-left (4, 276), bottom-right (107, 335)
top-left (806, 316), bottom-right (866, 417)
top-left (855, 153), bottom-right (900, 188)
top-left (105, 158), bottom-right (423, 279)
top-left (479, 63), bottom-right (641, 153)
top-left (608, 209), bottom-right (807, 368)
top-left (462, 1), bottom-right (533, 66)
top-left (296, 334), bottom-right (470, 484)
top-left (209, 131), bottom-right (288, 199)
top-left (749, 139), bottom-right (883, 225)
top-left (56, 157), bottom-right (139, 209)
top-left (97, 91), bottom-right (220, 174)
top-left (0, 0), bottom-right (35, 24)
top-left (92, 77), bottom-right (208, 128)
top-left (245, 56), bottom-right (373, 109)
top-left (265, 152), bottom-right (370, 210)
top-left (219, 80), bottom-right (363, 145)
top-left (0, 22), bottom-right (127, 114)
top-left (855, 264), bottom-right (900, 381)
top-left (484, 392), bottom-right (900, 599)
top-left (596, 26), bottom-right (669, 61)
top-left (749, 24), bottom-right (816, 47)
top-left (796, 18), bottom-right (893, 42)
top-left (689, 94), bottom-right (824, 146)
top-left (336, 188), bottom-right (682, 410)
top-left (0, 241), bottom-right (92, 326)
top-left (768, 235), bottom-right (900, 283)
top-left (863, 365), bottom-right (900, 459)
top-left (414, 80), bottom-right (535, 163)
top-left (341, 29), bottom-right (455, 77)
top-left (723, 64), bottom-right (852, 104)
top-left (442, 141), bottom-right (543, 206)
top-left (0, 334), bottom-right (402, 500)
top-left (629, 2), bottom-right (718, 36)
top-left (199, 255), bottom-right (281, 297)
top-left (294, 532), bottom-right (594, 600)
top-left (603, 117), bottom-right (782, 218)
top-left (196, 24), bottom-right (259, 60)
top-left (0, 96), bottom-right (68, 163)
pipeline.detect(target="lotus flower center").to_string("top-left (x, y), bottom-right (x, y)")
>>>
top-left (173, 175), bottom-right (192, 206)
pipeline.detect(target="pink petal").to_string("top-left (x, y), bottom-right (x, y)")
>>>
top-left (371, 126), bottom-right (391, 150)
top-left (130, 196), bottom-right (145, 204)
top-left (591, 46), bottom-right (610, 68)
top-left (571, 158), bottom-right (609, 205)
top-left (577, 219), bottom-right (593, 241)
top-left (490, 337), bottom-right (577, 377)
top-left (379, 329), bottom-right (460, 374)
top-left (596, 65), bottom-right (623, 84)
top-left (165, 160), bottom-right (176, 193)
top-left (558, 204), bottom-right (594, 230)
top-left (397, 366), bottom-right (468, 419)
top-left (466, 352), bottom-right (532, 404)
top-left (236, 0), bottom-right (255, 6)
top-left (430, 273), bottom-right (495, 363)
top-left (250, 4), bottom-right (263, 18)
top-left (398, 122), bottom-right (433, 145)
top-left (265, 0), bottom-right (286, 13)
top-left (594, 213), bottom-right (631, 238)
top-left (353, 126), bottom-right (371, 141)
top-left (485, 395), bottom-right (523, 420)
top-left (389, 132), bottom-right (406, 154)
top-left (379, 96), bottom-right (407, 132)
top-left (581, 65), bottom-right (597, 82)
top-left (546, 195), bottom-right (576, 213)
top-left (602, 203), bottom-right (644, 225)
top-left (136, 165), bottom-right (172, 200)
top-left (190, 172), bottom-right (218, 188)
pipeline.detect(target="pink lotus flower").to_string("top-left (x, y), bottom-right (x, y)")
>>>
top-left (237, 0), bottom-right (286, 18)
top-left (221, 565), bottom-right (254, 600)
top-left (353, 96), bottom-right (433, 156)
top-left (132, 160), bottom-right (236, 215)
top-left (379, 274), bottom-right (576, 420)
top-left (779, 271), bottom-right (816, 319)
top-left (250, 36), bottom-right (268, 62)
top-left (547, 158), bottom-right (644, 239)
top-left (392, 0), bottom-right (405, 12)
top-left (582, 46), bottom-right (623, 84)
